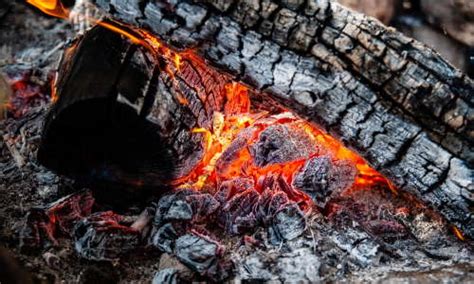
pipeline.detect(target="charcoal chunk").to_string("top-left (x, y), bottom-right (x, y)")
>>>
top-left (175, 233), bottom-right (223, 277)
top-left (293, 156), bottom-right (356, 207)
top-left (255, 190), bottom-right (290, 225)
top-left (270, 203), bottom-right (306, 242)
top-left (184, 193), bottom-right (220, 222)
top-left (165, 199), bottom-right (193, 222)
top-left (219, 187), bottom-right (260, 234)
top-left (74, 211), bottom-right (140, 261)
top-left (151, 223), bottom-right (180, 253)
top-left (215, 177), bottom-right (255, 204)
top-left (154, 190), bottom-right (194, 226)
top-left (20, 190), bottom-right (94, 248)
top-left (250, 124), bottom-right (317, 167)
top-left (154, 190), bottom-right (221, 227)
top-left (152, 268), bottom-right (180, 284)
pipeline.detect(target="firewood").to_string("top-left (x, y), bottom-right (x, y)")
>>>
top-left (38, 25), bottom-right (211, 186)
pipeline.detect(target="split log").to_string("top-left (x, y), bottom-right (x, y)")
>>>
top-left (87, 0), bottom-right (473, 238)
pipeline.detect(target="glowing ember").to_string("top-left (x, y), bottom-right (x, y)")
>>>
top-left (5, 72), bottom-right (51, 118)
top-left (25, 3), bottom-right (397, 210)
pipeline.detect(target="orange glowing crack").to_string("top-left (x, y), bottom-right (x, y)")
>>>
top-left (452, 226), bottom-right (465, 241)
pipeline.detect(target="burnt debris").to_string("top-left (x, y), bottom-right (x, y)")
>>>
top-left (293, 156), bottom-right (356, 208)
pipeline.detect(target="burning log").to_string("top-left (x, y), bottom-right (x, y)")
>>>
top-left (38, 25), bottom-right (211, 186)
top-left (33, 0), bottom-right (472, 242)
top-left (86, 0), bottom-right (473, 238)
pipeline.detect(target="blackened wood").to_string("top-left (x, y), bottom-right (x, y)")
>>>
top-left (92, 0), bottom-right (474, 238)
top-left (38, 25), bottom-right (210, 186)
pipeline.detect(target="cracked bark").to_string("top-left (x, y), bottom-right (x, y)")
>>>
top-left (38, 25), bottom-right (227, 186)
top-left (43, 1), bottom-right (473, 238)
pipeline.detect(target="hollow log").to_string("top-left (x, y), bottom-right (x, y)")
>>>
top-left (38, 25), bottom-right (230, 186)
top-left (86, 0), bottom-right (473, 238)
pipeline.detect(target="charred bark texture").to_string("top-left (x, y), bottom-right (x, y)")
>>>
top-left (90, 0), bottom-right (474, 238)
top-left (38, 25), bottom-right (230, 186)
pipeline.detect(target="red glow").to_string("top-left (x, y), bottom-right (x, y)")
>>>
top-left (5, 73), bottom-right (51, 118)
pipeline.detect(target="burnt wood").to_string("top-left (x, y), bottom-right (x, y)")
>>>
top-left (38, 1), bottom-right (473, 238)
top-left (87, 0), bottom-right (474, 238)
top-left (38, 25), bottom-right (220, 186)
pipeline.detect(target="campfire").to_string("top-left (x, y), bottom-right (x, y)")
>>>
top-left (0, 0), bottom-right (472, 282)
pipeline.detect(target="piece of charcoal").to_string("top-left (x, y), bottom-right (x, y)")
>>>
top-left (215, 127), bottom-right (255, 175)
top-left (184, 193), bottom-right (220, 222)
top-left (348, 238), bottom-right (380, 268)
top-left (165, 199), bottom-right (193, 222)
top-left (255, 190), bottom-right (290, 226)
top-left (215, 177), bottom-right (255, 204)
top-left (154, 190), bottom-right (195, 226)
top-left (270, 203), bottom-right (306, 243)
top-left (329, 225), bottom-right (380, 268)
top-left (73, 211), bottom-right (141, 261)
top-left (366, 219), bottom-right (408, 243)
top-left (20, 189), bottom-right (94, 248)
top-left (293, 156), bottom-right (356, 207)
top-left (151, 223), bottom-right (181, 253)
top-left (174, 233), bottom-right (225, 279)
top-left (154, 190), bottom-right (220, 226)
top-left (260, 174), bottom-right (312, 208)
top-left (219, 187), bottom-right (260, 234)
top-left (250, 124), bottom-right (317, 167)
top-left (152, 268), bottom-right (180, 284)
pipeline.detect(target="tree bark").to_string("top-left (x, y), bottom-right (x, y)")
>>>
top-left (86, 0), bottom-right (473, 238)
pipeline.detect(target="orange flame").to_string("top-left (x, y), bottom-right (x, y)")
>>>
top-left (97, 21), bottom-right (145, 45)
top-left (27, 0), bottom-right (69, 19)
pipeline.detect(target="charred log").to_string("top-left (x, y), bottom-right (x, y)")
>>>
top-left (90, 0), bottom-right (474, 238)
top-left (37, 25), bottom-right (218, 186)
